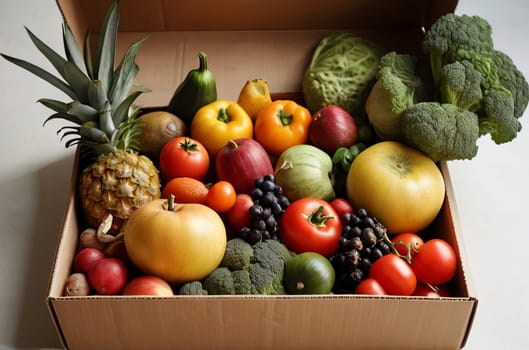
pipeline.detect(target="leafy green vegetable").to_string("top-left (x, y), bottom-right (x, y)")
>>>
top-left (332, 143), bottom-right (367, 173)
top-left (400, 102), bottom-right (480, 161)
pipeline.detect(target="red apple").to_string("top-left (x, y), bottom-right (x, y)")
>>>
top-left (227, 193), bottom-right (254, 231)
top-left (87, 258), bottom-right (128, 295)
top-left (309, 105), bottom-right (358, 154)
top-left (122, 275), bottom-right (174, 296)
top-left (74, 247), bottom-right (105, 273)
top-left (216, 138), bottom-right (274, 194)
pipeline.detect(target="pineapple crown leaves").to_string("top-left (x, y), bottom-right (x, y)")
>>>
top-left (0, 0), bottom-right (150, 158)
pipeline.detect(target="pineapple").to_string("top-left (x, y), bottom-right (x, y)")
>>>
top-left (1, 1), bottom-right (160, 232)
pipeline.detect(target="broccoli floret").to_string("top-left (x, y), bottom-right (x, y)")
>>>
top-left (366, 52), bottom-right (433, 141)
top-left (422, 14), bottom-right (494, 86)
top-left (220, 238), bottom-right (253, 271)
top-left (203, 267), bottom-right (235, 295)
top-left (254, 239), bottom-right (295, 266)
top-left (479, 89), bottom-right (520, 144)
top-left (247, 239), bottom-right (294, 295)
top-left (439, 60), bottom-right (483, 112)
top-left (453, 50), bottom-right (505, 92)
top-left (179, 281), bottom-right (208, 295)
top-left (232, 270), bottom-right (253, 294)
top-left (401, 102), bottom-right (480, 161)
top-left (491, 49), bottom-right (529, 118)
top-left (249, 263), bottom-right (285, 295)
top-left (443, 50), bottom-right (523, 143)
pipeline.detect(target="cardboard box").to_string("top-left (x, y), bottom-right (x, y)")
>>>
top-left (47, 0), bottom-right (478, 349)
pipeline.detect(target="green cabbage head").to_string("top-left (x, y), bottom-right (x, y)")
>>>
top-left (302, 32), bottom-right (385, 116)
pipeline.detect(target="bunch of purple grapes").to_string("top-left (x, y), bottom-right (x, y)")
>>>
top-left (238, 175), bottom-right (290, 245)
top-left (330, 208), bottom-right (392, 292)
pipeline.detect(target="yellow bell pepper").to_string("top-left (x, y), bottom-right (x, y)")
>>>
top-left (254, 100), bottom-right (312, 156)
top-left (190, 100), bottom-right (253, 156)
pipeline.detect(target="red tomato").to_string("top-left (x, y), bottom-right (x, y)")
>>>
top-left (355, 278), bottom-right (386, 295)
top-left (279, 198), bottom-right (342, 257)
top-left (74, 247), bottom-right (105, 273)
top-left (206, 181), bottom-right (237, 213)
top-left (87, 258), bottom-right (128, 295)
top-left (226, 193), bottom-right (253, 231)
top-left (329, 198), bottom-right (354, 220)
top-left (411, 238), bottom-right (457, 285)
top-left (391, 232), bottom-right (424, 258)
top-left (413, 282), bottom-right (452, 298)
top-left (159, 136), bottom-right (210, 182)
top-left (369, 254), bottom-right (417, 296)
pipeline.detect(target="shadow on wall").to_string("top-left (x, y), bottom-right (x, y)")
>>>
top-left (13, 154), bottom-right (75, 349)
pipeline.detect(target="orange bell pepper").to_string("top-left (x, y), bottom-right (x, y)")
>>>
top-left (190, 100), bottom-right (253, 156)
top-left (254, 100), bottom-right (312, 156)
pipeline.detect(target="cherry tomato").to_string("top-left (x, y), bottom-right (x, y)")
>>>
top-left (391, 232), bottom-right (424, 258)
top-left (279, 198), bottom-right (342, 257)
top-left (74, 247), bottom-right (105, 273)
top-left (369, 254), bottom-right (417, 296)
top-left (413, 282), bottom-right (452, 298)
top-left (355, 278), bottom-right (386, 295)
top-left (206, 181), bottom-right (237, 213)
top-left (329, 198), bottom-right (354, 220)
top-left (411, 238), bottom-right (457, 285)
top-left (87, 258), bottom-right (128, 295)
top-left (159, 136), bottom-right (210, 182)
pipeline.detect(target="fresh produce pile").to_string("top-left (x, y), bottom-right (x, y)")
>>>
top-left (3, 2), bottom-right (528, 298)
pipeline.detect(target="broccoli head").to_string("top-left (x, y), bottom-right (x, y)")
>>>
top-left (422, 14), bottom-right (494, 86)
top-left (401, 102), bottom-right (480, 161)
top-left (439, 60), bottom-right (483, 112)
top-left (366, 52), bottom-right (432, 141)
top-left (180, 238), bottom-right (294, 295)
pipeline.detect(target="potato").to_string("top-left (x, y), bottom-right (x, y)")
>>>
top-left (137, 111), bottom-right (187, 159)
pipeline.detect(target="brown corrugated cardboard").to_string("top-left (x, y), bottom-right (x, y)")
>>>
top-left (47, 0), bottom-right (477, 349)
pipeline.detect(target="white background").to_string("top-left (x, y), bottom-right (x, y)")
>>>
top-left (1, 0), bottom-right (528, 349)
